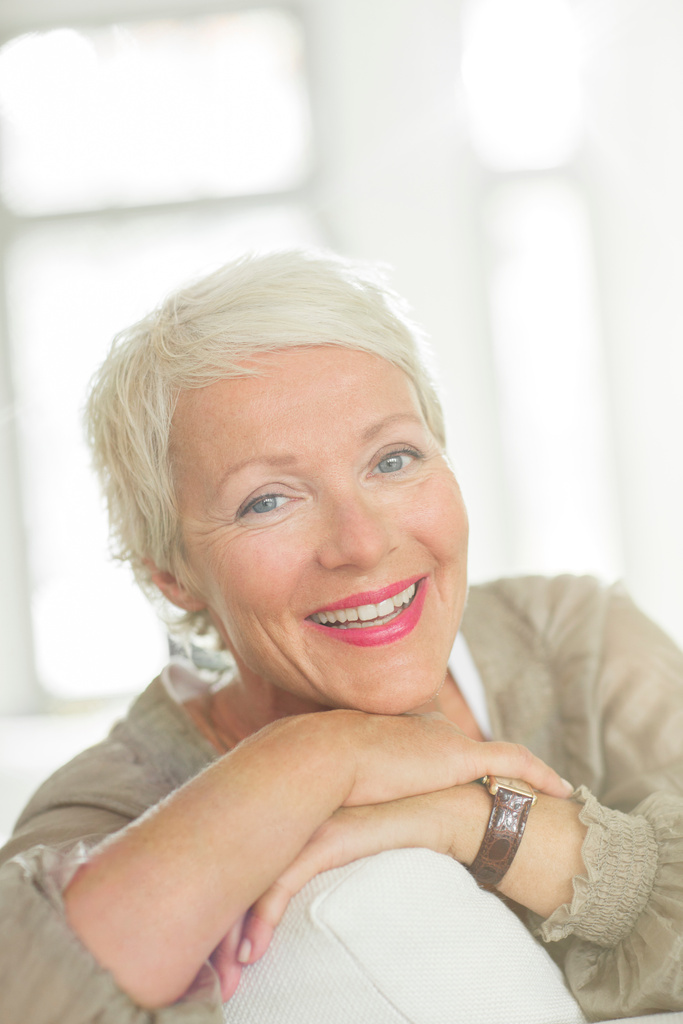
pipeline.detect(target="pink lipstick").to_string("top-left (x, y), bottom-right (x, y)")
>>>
top-left (306, 577), bottom-right (428, 647)
top-left (307, 575), bottom-right (423, 616)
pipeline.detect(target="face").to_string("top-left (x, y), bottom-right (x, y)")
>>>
top-left (165, 346), bottom-right (469, 716)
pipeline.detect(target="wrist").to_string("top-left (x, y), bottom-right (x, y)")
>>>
top-left (442, 782), bottom-right (492, 864)
top-left (293, 708), bottom-right (366, 805)
top-left (468, 775), bottom-right (538, 887)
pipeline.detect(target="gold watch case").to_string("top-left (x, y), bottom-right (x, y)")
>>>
top-left (481, 774), bottom-right (538, 805)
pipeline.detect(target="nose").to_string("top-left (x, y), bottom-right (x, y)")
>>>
top-left (315, 489), bottom-right (398, 572)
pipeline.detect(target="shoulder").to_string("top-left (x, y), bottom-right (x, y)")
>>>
top-left (464, 573), bottom-right (678, 666)
top-left (465, 573), bottom-right (615, 638)
top-left (461, 575), bottom-right (624, 749)
top-left (462, 574), bottom-right (627, 671)
top-left (1, 674), bottom-right (215, 865)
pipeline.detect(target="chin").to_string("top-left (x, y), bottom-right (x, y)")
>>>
top-left (341, 682), bottom-right (442, 717)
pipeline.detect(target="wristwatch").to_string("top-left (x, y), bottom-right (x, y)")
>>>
top-left (468, 774), bottom-right (537, 887)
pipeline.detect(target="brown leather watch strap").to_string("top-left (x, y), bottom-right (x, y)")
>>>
top-left (468, 782), bottom-right (534, 887)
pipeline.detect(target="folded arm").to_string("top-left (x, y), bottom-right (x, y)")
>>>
top-left (61, 709), bottom-right (570, 1008)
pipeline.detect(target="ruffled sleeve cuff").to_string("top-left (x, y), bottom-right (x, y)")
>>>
top-left (530, 786), bottom-right (659, 948)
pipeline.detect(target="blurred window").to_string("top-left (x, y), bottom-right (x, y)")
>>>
top-left (0, 8), bottom-right (322, 702)
top-left (461, 0), bottom-right (582, 171)
top-left (460, 0), bottom-right (621, 581)
top-left (0, 13), bottom-right (312, 212)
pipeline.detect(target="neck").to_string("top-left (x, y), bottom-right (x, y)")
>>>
top-left (211, 671), bottom-right (325, 746)
top-left (186, 664), bottom-right (484, 753)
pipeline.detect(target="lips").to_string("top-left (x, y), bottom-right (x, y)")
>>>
top-left (307, 575), bottom-right (423, 616)
top-left (309, 582), bottom-right (416, 627)
top-left (306, 577), bottom-right (428, 647)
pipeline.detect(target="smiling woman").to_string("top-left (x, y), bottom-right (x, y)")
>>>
top-left (1, 251), bottom-right (683, 1023)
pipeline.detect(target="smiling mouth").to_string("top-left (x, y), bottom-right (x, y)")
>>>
top-left (308, 581), bottom-right (419, 630)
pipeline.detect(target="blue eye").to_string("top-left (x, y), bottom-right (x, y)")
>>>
top-left (242, 494), bottom-right (287, 516)
top-left (376, 451), bottom-right (415, 474)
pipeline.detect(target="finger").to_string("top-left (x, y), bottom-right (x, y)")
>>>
top-left (346, 715), bottom-right (571, 805)
top-left (243, 822), bottom-right (350, 945)
top-left (248, 876), bottom-right (305, 937)
top-left (246, 801), bottom-right (425, 943)
top-left (470, 742), bottom-right (573, 799)
top-left (239, 823), bottom-right (346, 958)
top-left (238, 909), bottom-right (276, 964)
top-left (211, 915), bottom-right (244, 1001)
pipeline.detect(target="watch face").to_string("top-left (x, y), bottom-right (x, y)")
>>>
top-left (487, 775), bottom-right (536, 800)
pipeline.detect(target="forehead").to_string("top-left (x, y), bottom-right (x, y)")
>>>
top-left (171, 346), bottom-right (422, 461)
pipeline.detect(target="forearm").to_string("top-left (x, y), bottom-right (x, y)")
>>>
top-left (64, 713), bottom-right (355, 1008)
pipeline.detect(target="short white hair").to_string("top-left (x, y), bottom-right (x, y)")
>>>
top-left (85, 249), bottom-right (446, 639)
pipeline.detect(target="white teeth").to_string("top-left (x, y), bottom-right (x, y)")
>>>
top-left (311, 582), bottom-right (418, 627)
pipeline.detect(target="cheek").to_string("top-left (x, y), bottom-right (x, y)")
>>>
top-left (401, 476), bottom-right (468, 563)
top-left (202, 529), bottom-right (308, 632)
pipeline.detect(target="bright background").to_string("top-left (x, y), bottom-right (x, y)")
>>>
top-left (1, 0), bottom-right (682, 836)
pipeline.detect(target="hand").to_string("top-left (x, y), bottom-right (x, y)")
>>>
top-left (222, 786), bottom-right (440, 970)
top-left (230, 789), bottom-right (451, 970)
top-left (339, 711), bottom-right (573, 806)
top-left (205, 712), bottom-right (575, 992)
top-left (232, 777), bottom-right (530, 969)
top-left (234, 790), bottom-right (585, 978)
top-left (230, 710), bottom-right (576, 973)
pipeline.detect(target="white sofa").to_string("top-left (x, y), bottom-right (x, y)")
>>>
top-left (223, 849), bottom-right (683, 1024)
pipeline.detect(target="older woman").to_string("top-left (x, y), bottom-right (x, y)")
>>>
top-left (1, 251), bottom-right (682, 1024)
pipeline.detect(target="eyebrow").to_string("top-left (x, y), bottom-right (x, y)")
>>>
top-left (213, 412), bottom-right (426, 496)
top-left (360, 412), bottom-right (425, 442)
top-left (212, 452), bottom-right (299, 497)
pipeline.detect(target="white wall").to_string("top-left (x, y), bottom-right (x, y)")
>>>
top-left (580, 0), bottom-right (683, 640)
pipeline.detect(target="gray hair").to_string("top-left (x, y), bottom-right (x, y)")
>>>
top-left (85, 249), bottom-right (446, 639)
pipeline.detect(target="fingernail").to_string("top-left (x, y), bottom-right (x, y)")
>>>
top-left (561, 778), bottom-right (574, 793)
top-left (237, 938), bottom-right (252, 964)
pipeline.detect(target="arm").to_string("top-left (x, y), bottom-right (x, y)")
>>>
top-left (0, 729), bottom-right (207, 1024)
top-left (63, 708), bottom-right (570, 1009)
top-left (241, 779), bottom-right (585, 963)
top-left (528, 583), bottom-right (683, 1019)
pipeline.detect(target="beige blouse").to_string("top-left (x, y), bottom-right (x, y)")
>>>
top-left (1, 575), bottom-right (682, 1023)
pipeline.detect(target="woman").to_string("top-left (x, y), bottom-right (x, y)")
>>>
top-left (1, 250), bottom-right (682, 1023)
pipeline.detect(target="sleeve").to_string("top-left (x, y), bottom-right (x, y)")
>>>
top-left (0, 738), bottom-right (224, 1024)
top-left (529, 582), bottom-right (683, 1021)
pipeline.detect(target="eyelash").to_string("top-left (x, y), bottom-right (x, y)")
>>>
top-left (372, 447), bottom-right (423, 475)
top-left (238, 447), bottom-right (424, 519)
top-left (238, 493), bottom-right (288, 519)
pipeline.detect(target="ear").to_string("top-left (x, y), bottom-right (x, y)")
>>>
top-left (146, 560), bottom-right (206, 613)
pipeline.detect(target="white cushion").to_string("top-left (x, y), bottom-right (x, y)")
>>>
top-left (223, 848), bottom-right (586, 1024)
